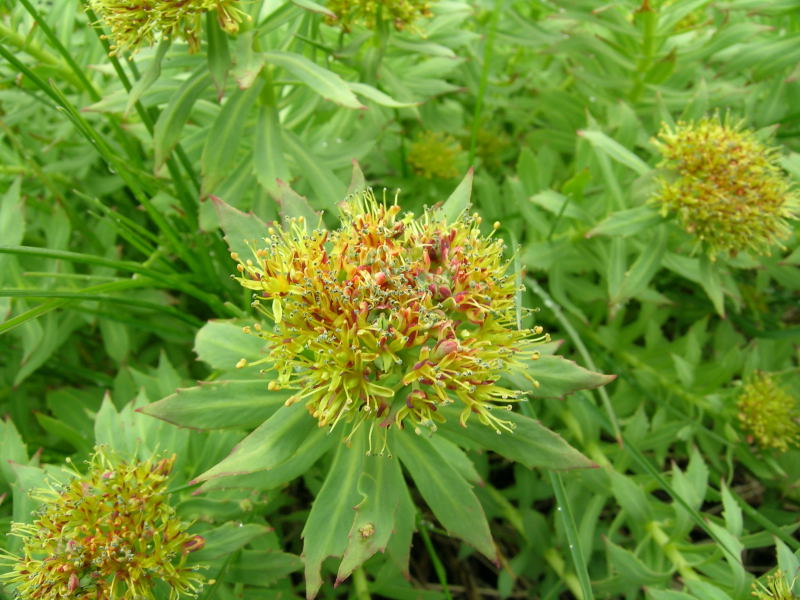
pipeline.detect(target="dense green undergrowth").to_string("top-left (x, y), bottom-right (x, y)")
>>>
top-left (1, 1), bottom-right (799, 599)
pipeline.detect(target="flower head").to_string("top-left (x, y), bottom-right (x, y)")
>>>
top-left (0, 448), bottom-right (205, 600)
top-left (233, 189), bottom-right (547, 452)
top-left (737, 372), bottom-right (800, 453)
top-left (652, 116), bottom-right (799, 258)
top-left (752, 570), bottom-right (799, 600)
top-left (88, 0), bottom-right (245, 55)
top-left (324, 0), bottom-right (434, 32)
top-left (408, 131), bottom-right (463, 180)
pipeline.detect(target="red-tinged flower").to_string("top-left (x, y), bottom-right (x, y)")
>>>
top-left (233, 189), bottom-right (548, 453)
top-left (0, 448), bottom-right (205, 600)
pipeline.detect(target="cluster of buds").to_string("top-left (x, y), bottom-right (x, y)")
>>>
top-left (88, 0), bottom-right (245, 55)
top-left (652, 116), bottom-right (798, 258)
top-left (407, 131), bottom-right (463, 180)
top-left (0, 448), bottom-right (205, 600)
top-left (324, 0), bottom-right (434, 33)
top-left (737, 372), bottom-right (800, 453)
top-left (233, 189), bottom-right (548, 453)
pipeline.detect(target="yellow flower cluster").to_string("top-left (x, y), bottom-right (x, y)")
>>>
top-left (737, 372), bottom-right (800, 452)
top-left (751, 570), bottom-right (799, 600)
top-left (0, 448), bottom-right (205, 600)
top-left (408, 131), bottom-right (463, 180)
top-left (652, 117), bottom-right (798, 258)
top-left (234, 190), bottom-right (547, 452)
top-left (325, 0), bottom-right (434, 32)
top-left (88, 0), bottom-right (244, 55)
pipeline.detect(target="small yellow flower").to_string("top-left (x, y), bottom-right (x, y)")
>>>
top-left (652, 116), bottom-right (799, 258)
top-left (0, 448), bottom-right (205, 600)
top-left (408, 131), bottom-right (463, 180)
top-left (737, 372), bottom-right (800, 453)
top-left (234, 189), bottom-right (548, 452)
top-left (88, 0), bottom-right (245, 55)
top-left (752, 570), bottom-right (799, 600)
top-left (325, 0), bottom-right (434, 33)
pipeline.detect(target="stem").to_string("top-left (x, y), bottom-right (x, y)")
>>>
top-left (468, 0), bottom-right (503, 165)
top-left (352, 567), bottom-right (372, 600)
top-left (417, 516), bottom-right (452, 600)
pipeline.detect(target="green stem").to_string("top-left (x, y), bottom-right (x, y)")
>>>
top-left (352, 567), bottom-right (372, 600)
top-left (468, 0), bottom-right (503, 165)
top-left (417, 515), bottom-right (452, 600)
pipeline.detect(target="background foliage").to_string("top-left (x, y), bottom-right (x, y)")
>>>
top-left (1, 0), bottom-right (799, 598)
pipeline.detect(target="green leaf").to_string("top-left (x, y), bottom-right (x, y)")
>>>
top-left (611, 228), bottom-right (667, 306)
top-left (273, 179), bottom-right (322, 227)
top-left (201, 81), bottom-right (264, 196)
top-left (153, 68), bottom-right (211, 170)
top-left (349, 82), bottom-right (419, 108)
top-left (303, 430), bottom-right (366, 598)
top-left (337, 454), bottom-right (405, 583)
top-left (225, 550), bottom-right (303, 586)
top-left (438, 407), bottom-right (596, 470)
top-left (126, 38), bottom-right (170, 114)
top-left (207, 13), bottom-right (232, 98)
top-left (138, 379), bottom-right (289, 430)
top-left (395, 428), bottom-right (497, 561)
top-left (194, 320), bottom-right (267, 371)
top-left (283, 130), bottom-right (346, 210)
top-left (586, 205), bottom-right (664, 238)
top-left (34, 412), bottom-right (93, 453)
top-left (264, 51), bottom-right (364, 109)
top-left (684, 581), bottom-right (734, 600)
top-left (0, 418), bottom-right (27, 489)
top-left (212, 196), bottom-right (269, 261)
top-left (607, 468), bottom-right (653, 526)
top-left (508, 354), bottom-right (616, 399)
top-left (441, 168), bottom-right (473, 224)
top-left (578, 129), bottom-right (652, 176)
top-left (254, 103), bottom-right (290, 193)
top-left (292, 0), bottom-right (336, 17)
top-left (646, 590), bottom-right (696, 600)
top-left (698, 255), bottom-right (726, 317)
top-left (190, 523), bottom-right (270, 562)
top-left (605, 537), bottom-right (671, 586)
top-left (347, 160), bottom-right (367, 196)
top-left (0, 177), bottom-right (23, 247)
top-left (197, 426), bottom-right (337, 493)
top-left (193, 402), bottom-right (316, 482)
top-left (720, 481), bottom-right (743, 537)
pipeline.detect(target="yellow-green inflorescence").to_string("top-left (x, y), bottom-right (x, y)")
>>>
top-left (407, 131), bottom-right (463, 179)
top-left (325, 0), bottom-right (434, 32)
top-left (233, 190), bottom-right (548, 452)
top-left (737, 372), bottom-right (800, 453)
top-left (88, 0), bottom-right (245, 55)
top-left (752, 570), bottom-right (799, 600)
top-left (0, 448), bottom-right (205, 600)
top-left (652, 116), bottom-right (799, 258)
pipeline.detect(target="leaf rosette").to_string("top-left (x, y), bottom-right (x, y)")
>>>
top-left (144, 166), bottom-right (614, 598)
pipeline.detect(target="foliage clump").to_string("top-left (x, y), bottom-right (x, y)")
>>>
top-left (737, 372), bottom-right (800, 452)
top-left (407, 131), bottom-right (463, 179)
top-left (652, 116), bottom-right (799, 258)
top-left (232, 189), bottom-right (548, 452)
top-left (0, 448), bottom-right (205, 600)
top-left (325, 0), bottom-right (433, 32)
top-left (88, 0), bottom-right (244, 55)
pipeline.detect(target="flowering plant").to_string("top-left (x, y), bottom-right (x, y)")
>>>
top-left (143, 165), bottom-right (614, 597)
